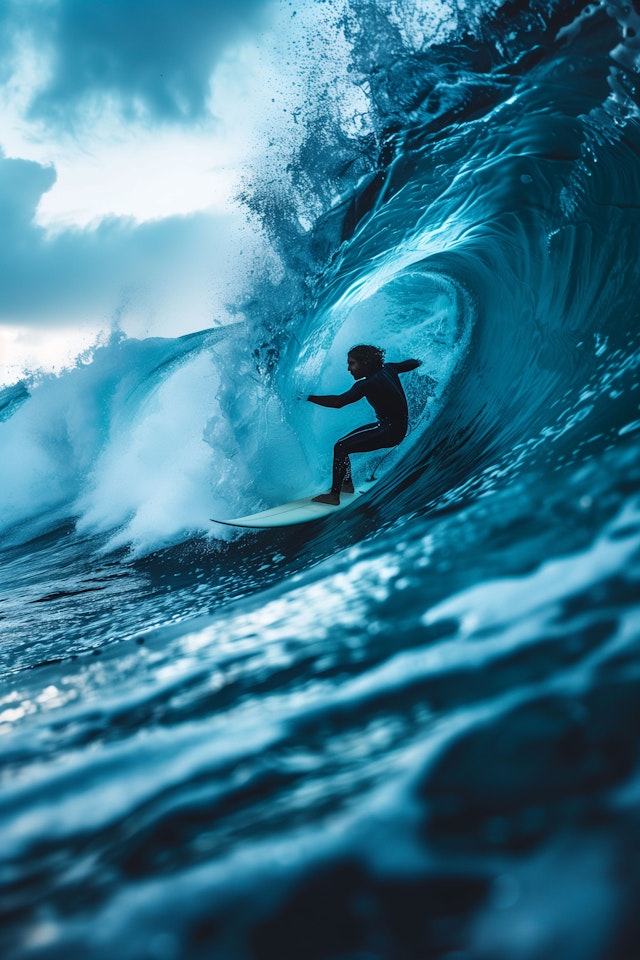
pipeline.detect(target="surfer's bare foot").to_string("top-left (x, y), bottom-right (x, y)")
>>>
top-left (312, 492), bottom-right (340, 505)
top-left (341, 480), bottom-right (354, 493)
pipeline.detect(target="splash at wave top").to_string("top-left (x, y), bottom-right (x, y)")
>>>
top-left (2, 1), bottom-right (640, 958)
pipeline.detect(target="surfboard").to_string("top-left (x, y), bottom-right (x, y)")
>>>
top-left (211, 485), bottom-right (373, 528)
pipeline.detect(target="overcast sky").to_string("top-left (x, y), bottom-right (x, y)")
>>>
top-left (0, 0), bottom-right (346, 383)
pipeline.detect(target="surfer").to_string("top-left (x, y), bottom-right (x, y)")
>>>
top-left (307, 344), bottom-right (421, 505)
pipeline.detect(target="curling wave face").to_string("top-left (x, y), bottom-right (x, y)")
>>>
top-left (2, 2), bottom-right (640, 959)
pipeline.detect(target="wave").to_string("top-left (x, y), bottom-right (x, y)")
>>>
top-left (0, 328), bottom-right (243, 552)
top-left (3, 3), bottom-right (640, 959)
top-left (1, 0), bottom-right (640, 563)
top-left (0, 381), bottom-right (30, 422)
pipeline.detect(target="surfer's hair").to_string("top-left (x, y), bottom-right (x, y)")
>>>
top-left (348, 344), bottom-right (385, 375)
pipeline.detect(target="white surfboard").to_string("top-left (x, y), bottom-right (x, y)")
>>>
top-left (211, 485), bottom-right (374, 528)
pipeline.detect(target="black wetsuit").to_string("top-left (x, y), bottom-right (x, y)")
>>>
top-left (331, 363), bottom-right (411, 494)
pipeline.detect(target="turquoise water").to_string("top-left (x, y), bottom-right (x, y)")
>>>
top-left (2, 2), bottom-right (640, 958)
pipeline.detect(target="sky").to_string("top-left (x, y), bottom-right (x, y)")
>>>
top-left (0, 0), bottom-right (346, 384)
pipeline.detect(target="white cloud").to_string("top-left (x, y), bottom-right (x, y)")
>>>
top-left (0, 0), bottom-right (285, 369)
top-left (0, 323), bottom-right (103, 385)
top-left (1, 0), bottom-right (278, 126)
top-left (0, 150), bottom-right (273, 358)
top-left (0, 0), bottom-right (364, 378)
top-left (0, 4), bottom-right (261, 229)
top-left (35, 125), bottom-right (240, 230)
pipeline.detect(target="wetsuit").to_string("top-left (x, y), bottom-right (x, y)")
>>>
top-left (330, 363), bottom-right (412, 495)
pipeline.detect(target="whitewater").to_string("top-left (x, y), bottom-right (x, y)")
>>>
top-left (2, 1), bottom-right (640, 958)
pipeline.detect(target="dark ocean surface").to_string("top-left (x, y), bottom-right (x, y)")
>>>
top-left (2, 1), bottom-right (640, 957)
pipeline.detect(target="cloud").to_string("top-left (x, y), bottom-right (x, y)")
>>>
top-left (0, 0), bottom-right (298, 367)
top-left (0, 150), bottom-right (245, 333)
top-left (0, 153), bottom-right (56, 232)
top-left (3, 0), bottom-right (276, 126)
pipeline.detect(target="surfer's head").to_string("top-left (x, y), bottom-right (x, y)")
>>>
top-left (348, 344), bottom-right (385, 379)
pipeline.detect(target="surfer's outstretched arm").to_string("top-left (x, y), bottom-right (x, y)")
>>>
top-left (388, 359), bottom-right (421, 373)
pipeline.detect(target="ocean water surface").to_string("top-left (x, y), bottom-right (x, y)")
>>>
top-left (2, 1), bottom-right (640, 958)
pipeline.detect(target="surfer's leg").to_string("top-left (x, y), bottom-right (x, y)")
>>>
top-left (342, 460), bottom-right (354, 493)
top-left (332, 448), bottom-right (352, 495)
top-left (312, 446), bottom-right (350, 505)
top-left (313, 423), bottom-right (397, 504)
